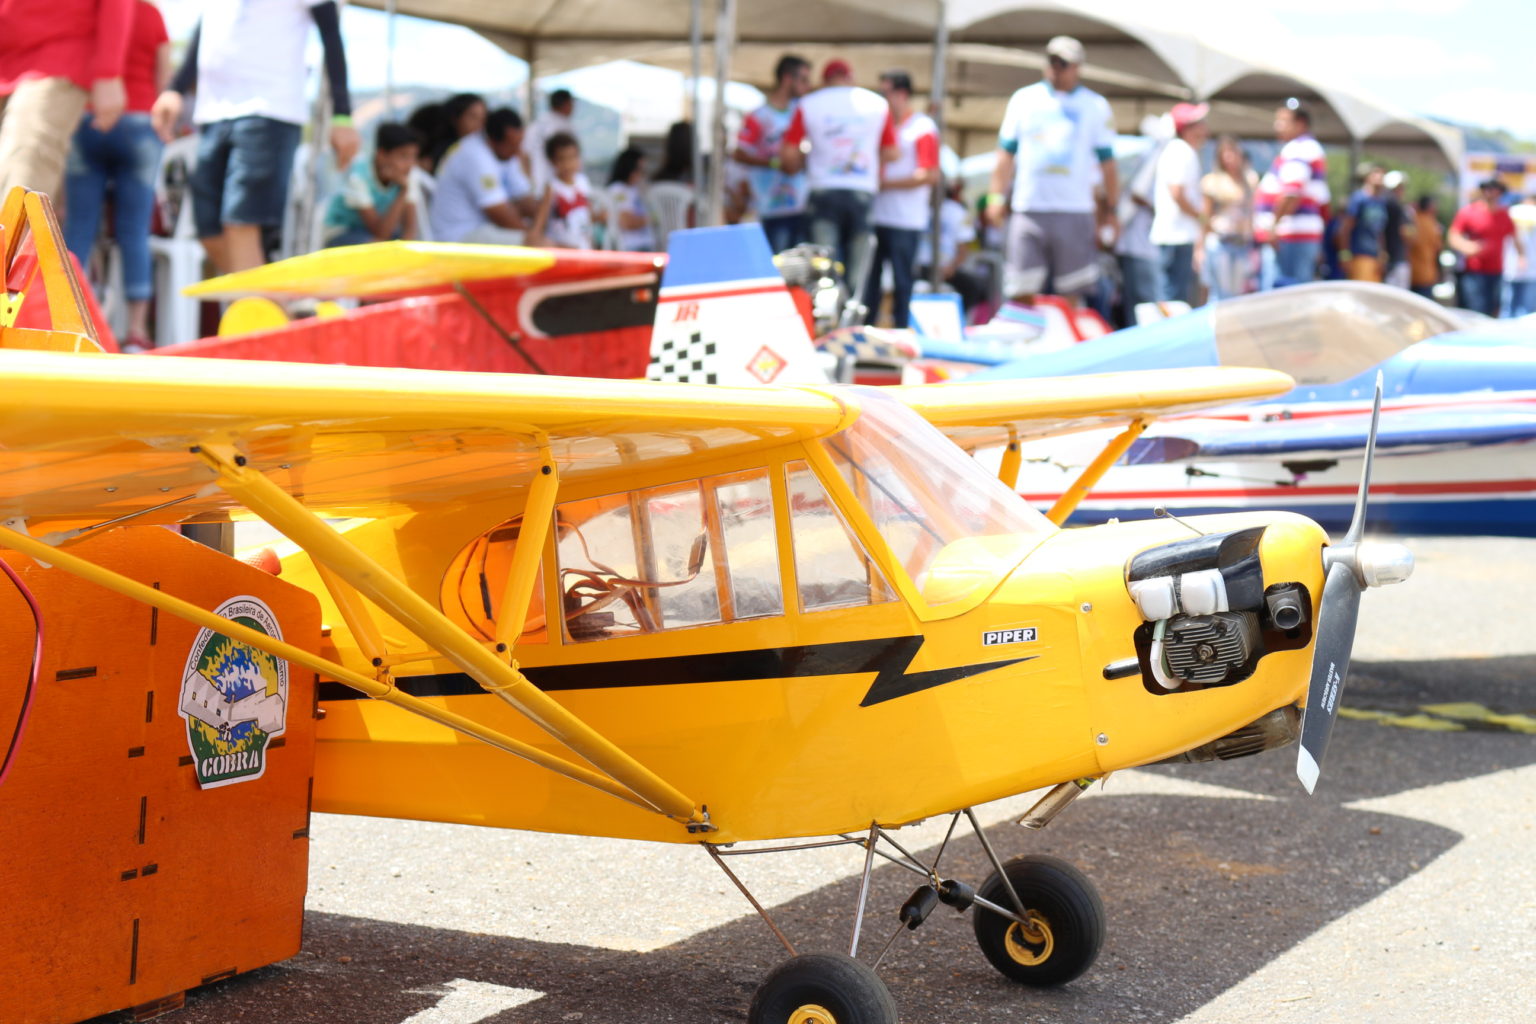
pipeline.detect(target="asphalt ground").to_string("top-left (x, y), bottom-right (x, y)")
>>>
top-left (82, 535), bottom-right (1536, 1024)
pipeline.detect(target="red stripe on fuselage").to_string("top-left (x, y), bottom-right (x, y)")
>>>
top-left (1019, 478), bottom-right (1536, 501)
top-left (657, 284), bottom-right (786, 303)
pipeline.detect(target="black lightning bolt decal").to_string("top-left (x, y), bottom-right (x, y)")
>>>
top-left (854, 637), bottom-right (1034, 707)
top-left (317, 636), bottom-right (1031, 708)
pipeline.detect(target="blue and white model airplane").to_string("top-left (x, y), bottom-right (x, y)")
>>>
top-left (645, 228), bottom-right (1535, 537)
top-left (968, 284), bottom-right (1536, 537)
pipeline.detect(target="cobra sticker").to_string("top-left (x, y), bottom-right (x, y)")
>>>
top-left (178, 596), bottom-right (288, 789)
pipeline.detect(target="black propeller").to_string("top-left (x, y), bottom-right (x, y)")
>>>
top-left (1296, 373), bottom-right (1414, 794)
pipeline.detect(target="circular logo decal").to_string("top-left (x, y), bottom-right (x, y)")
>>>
top-left (177, 596), bottom-right (288, 789)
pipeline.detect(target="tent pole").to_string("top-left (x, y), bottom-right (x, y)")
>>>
top-left (383, 0), bottom-right (397, 115)
top-left (708, 0), bottom-right (736, 227)
top-left (928, 0), bottom-right (950, 287)
top-left (524, 37), bottom-right (537, 118)
top-left (690, 0), bottom-right (704, 210)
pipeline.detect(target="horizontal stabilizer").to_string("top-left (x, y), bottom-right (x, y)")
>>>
top-left (185, 241), bottom-right (661, 300)
top-left (647, 225), bottom-right (824, 386)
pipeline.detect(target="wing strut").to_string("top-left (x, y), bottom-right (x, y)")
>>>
top-left (996, 431), bottom-right (1022, 490)
top-left (190, 440), bottom-right (704, 826)
top-left (1045, 418), bottom-right (1150, 526)
top-left (0, 520), bottom-right (653, 810)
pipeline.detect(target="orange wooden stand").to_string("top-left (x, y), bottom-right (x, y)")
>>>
top-left (0, 527), bottom-right (321, 1022)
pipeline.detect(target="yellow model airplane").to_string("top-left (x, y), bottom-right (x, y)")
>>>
top-left (0, 189), bottom-right (1412, 1023)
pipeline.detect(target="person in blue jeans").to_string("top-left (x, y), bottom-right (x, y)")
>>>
top-left (151, 0), bottom-right (358, 275)
top-left (780, 60), bottom-right (897, 317)
top-left (61, 0), bottom-right (169, 350)
top-left (63, 111), bottom-right (163, 350)
top-left (863, 71), bottom-right (939, 327)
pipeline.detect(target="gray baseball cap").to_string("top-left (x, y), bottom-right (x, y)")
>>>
top-left (1046, 36), bottom-right (1085, 65)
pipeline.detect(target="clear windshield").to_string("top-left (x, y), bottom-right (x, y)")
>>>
top-left (822, 388), bottom-right (1055, 609)
top-left (1211, 281), bottom-right (1463, 386)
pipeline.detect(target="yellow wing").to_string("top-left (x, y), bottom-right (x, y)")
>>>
top-left (0, 349), bottom-right (849, 529)
top-left (182, 240), bottom-right (662, 300)
top-left (888, 367), bottom-right (1296, 450)
top-left (0, 347), bottom-right (1292, 531)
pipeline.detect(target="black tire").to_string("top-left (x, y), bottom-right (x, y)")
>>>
top-left (747, 953), bottom-right (898, 1024)
top-left (972, 854), bottom-right (1105, 987)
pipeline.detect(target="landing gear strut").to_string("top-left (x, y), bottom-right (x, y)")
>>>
top-left (707, 800), bottom-right (1106, 1022)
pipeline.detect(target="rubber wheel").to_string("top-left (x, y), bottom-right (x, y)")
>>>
top-left (747, 953), bottom-right (898, 1024)
top-left (972, 854), bottom-right (1105, 987)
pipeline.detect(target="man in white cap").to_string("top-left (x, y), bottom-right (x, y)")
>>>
top-left (1149, 101), bottom-right (1209, 304)
top-left (985, 35), bottom-right (1118, 305)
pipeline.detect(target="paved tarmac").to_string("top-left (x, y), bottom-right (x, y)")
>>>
top-left (84, 535), bottom-right (1536, 1024)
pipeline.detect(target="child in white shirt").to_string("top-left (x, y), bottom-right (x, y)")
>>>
top-left (530, 132), bottom-right (594, 250)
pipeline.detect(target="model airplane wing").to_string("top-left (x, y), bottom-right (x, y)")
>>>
top-left (1126, 406), bottom-right (1536, 464)
top-left (183, 240), bottom-right (662, 300)
top-left (0, 343), bottom-right (1296, 530)
top-left (888, 367), bottom-right (1297, 450)
top-left (0, 349), bottom-right (847, 530)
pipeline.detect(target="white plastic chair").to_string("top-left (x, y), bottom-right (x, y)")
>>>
top-left (147, 133), bottom-right (207, 346)
top-left (409, 166), bottom-right (436, 242)
top-left (602, 188), bottom-right (625, 251)
top-left (645, 181), bottom-right (694, 252)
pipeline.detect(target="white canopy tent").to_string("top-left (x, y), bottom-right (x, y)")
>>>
top-left (356, 0), bottom-right (1463, 194)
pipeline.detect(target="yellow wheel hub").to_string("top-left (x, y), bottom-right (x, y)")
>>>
top-left (1004, 911), bottom-right (1055, 967)
top-left (789, 1005), bottom-right (837, 1024)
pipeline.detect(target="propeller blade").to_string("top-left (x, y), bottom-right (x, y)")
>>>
top-left (1296, 560), bottom-right (1363, 794)
top-left (1343, 372), bottom-right (1385, 547)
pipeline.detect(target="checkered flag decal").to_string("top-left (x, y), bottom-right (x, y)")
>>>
top-left (648, 331), bottom-right (718, 384)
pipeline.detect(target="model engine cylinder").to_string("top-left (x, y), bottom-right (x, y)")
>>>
top-left (1161, 611), bottom-right (1260, 685)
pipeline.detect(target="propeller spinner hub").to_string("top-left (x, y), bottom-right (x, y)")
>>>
top-left (1356, 541), bottom-right (1414, 588)
top-left (1323, 540), bottom-right (1415, 589)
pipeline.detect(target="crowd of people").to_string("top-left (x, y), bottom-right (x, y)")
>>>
top-left (3, 6), bottom-right (1534, 349)
top-left (993, 38), bottom-right (1534, 325)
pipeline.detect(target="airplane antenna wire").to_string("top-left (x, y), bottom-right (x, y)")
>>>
top-left (1153, 506), bottom-right (1205, 536)
top-left (0, 556), bottom-right (42, 787)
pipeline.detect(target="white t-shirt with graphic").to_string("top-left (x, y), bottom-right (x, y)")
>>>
top-left (194, 0), bottom-right (322, 126)
top-left (783, 85), bottom-right (896, 195)
top-left (872, 111), bottom-right (941, 231)
top-left (998, 80), bottom-right (1116, 214)
top-left (737, 100), bottom-right (808, 217)
top-left (543, 175), bottom-right (594, 250)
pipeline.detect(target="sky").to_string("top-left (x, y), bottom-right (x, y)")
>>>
top-left (156, 1), bottom-right (1534, 142)
top-left (1191, 0), bottom-right (1535, 139)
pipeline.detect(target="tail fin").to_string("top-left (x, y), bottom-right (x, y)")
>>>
top-left (647, 224), bottom-right (825, 385)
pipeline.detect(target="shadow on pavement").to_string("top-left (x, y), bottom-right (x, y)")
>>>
top-left (91, 788), bottom-right (1458, 1024)
top-left (1153, 653), bottom-right (1536, 802)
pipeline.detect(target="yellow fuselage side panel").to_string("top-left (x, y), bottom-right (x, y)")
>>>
top-left (306, 501), bottom-right (1324, 844)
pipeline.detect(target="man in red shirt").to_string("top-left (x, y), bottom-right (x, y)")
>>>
top-left (1450, 179), bottom-right (1525, 317)
top-left (0, 0), bottom-right (132, 199)
top-left (866, 70), bottom-right (940, 328)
